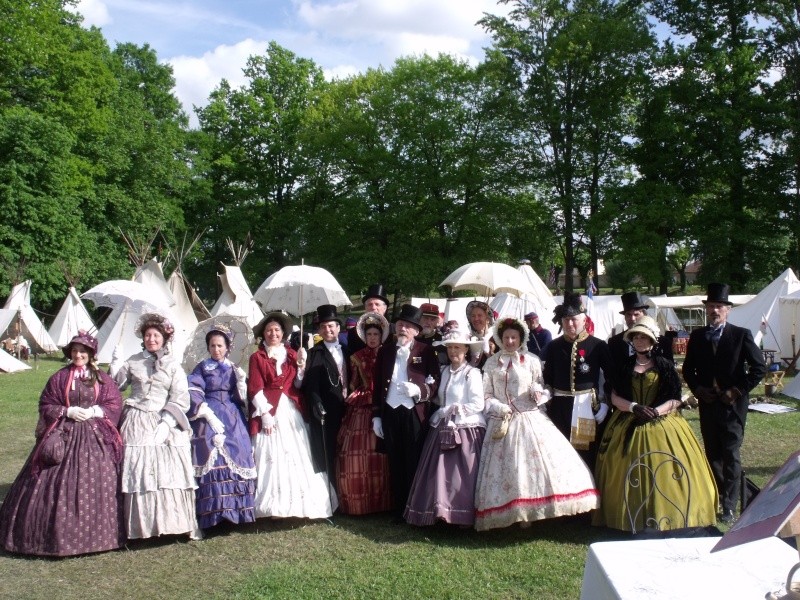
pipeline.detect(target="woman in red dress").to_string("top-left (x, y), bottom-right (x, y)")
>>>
top-left (336, 312), bottom-right (393, 514)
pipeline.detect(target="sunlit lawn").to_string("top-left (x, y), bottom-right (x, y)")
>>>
top-left (0, 357), bottom-right (797, 600)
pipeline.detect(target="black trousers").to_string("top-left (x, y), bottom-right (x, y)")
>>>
top-left (699, 402), bottom-right (745, 512)
top-left (382, 405), bottom-right (425, 514)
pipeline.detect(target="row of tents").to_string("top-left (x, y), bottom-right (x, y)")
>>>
top-left (4, 261), bottom-right (800, 399)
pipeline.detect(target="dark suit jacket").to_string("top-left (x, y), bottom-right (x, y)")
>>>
top-left (682, 322), bottom-right (766, 424)
top-left (303, 342), bottom-right (349, 472)
top-left (373, 340), bottom-right (440, 425)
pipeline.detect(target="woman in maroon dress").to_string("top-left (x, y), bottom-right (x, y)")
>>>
top-left (335, 312), bottom-right (393, 514)
top-left (0, 331), bottom-right (124, 556)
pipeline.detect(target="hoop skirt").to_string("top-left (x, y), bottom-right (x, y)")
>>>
top-left (593, 370), bottom-right (719, 531)
top-left (188, 359), bottom-right (256, 528)
top-left (0, 368), bottom-right (124, 556)
top-left (475, 351), bottom-right (600, 531)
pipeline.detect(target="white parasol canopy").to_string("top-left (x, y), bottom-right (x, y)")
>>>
top-left (181, 314), bottom-right (256, 374)
top-left (254, 264), bottom-right (351, 318)
top-left (440, 261), bottom-right (536, 297)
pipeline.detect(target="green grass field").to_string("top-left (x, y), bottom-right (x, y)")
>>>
top-left (0, 358), bottom-right (797, 600)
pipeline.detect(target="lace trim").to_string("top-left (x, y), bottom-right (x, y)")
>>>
top-left (194, 444), bottom-right (257, 479)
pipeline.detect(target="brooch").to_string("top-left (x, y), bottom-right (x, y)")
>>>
top-left (412, 357), bottom-right (422, 364)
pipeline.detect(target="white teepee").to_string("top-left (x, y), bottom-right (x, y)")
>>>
top-left (1, 280), bottom-right (58, 353)
top-left (48, 286), bottom-right (95, 347)
top-left (0, 347), bottom-right (30, 373)
top-left (211, 264), bottom-right (263, 327)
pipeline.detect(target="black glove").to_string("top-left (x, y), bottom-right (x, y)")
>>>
top-left (632, 403), bottom-right (659, 425)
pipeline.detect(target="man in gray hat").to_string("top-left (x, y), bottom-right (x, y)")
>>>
top-left (372, 304), bottom-right (440, 521)
top-left (682, 283), bottom-right (765, 523)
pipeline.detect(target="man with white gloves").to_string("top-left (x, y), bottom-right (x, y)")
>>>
top-left (372, 304), bottom-right (440, 521)
top-left (542, 292), bottom-right (613, 471)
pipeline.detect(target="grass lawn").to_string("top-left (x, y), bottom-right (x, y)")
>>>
top-left (0, 357), bottom-right (798, 600)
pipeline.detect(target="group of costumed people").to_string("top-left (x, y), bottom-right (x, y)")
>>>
top-left (0, 282), bottom-right (734, 557)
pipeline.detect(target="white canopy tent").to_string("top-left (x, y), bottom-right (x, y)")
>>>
top-left (48, 287), bottom-right (95, 347)
top-left (1, 280), bottom-right (58, 353)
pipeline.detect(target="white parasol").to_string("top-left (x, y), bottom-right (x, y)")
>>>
top-left (440, 261), bottom-right (537, 298)
top-left (181, 314), bottom-right (255, 374)
top-left (253, 262), bottom-right (351, 338)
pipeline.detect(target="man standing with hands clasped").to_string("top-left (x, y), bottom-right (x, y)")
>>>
top-left (372, 304), bottom-right (440, 521)
top-left (682, 283), bottom-right (766, 523)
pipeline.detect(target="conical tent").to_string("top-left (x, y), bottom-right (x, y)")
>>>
top-left (211, 264), bottom-right (263, 327)
top-left (168, 269), bottom-right (211, 327)
top-left (48, 286), bottom-right (95, 347)
top-left (2, 280), bottom-right (58, 353)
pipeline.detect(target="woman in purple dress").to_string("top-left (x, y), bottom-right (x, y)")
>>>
top-left (405, 327), bottom-right (486, 526)
top-left (187, 324), bottom-right (257, 529)
top-left (0, 331), bottom-right (125, 556)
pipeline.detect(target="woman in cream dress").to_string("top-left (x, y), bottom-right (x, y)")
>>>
top-left (475, 317), bottom-right (600, 531)
top-left (112, 313), bottom-right (200, 540)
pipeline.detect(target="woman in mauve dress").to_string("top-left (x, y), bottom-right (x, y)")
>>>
top-left (0, 331), bottom-right (125, 556)
top-left (336, 312), bottom-right (392, 515)
top-left (186, 324), bottom-right (256, 529)
top-left (405, 326), bottom-right (486, 526)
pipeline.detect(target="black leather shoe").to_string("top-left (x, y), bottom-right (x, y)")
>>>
top-left (719, 510), bottom-right (735, 523)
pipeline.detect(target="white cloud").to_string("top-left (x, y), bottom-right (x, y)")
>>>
top-left (74, 0), bottom-right (112, 27)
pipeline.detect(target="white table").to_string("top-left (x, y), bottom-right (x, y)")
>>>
top-left (580, 536), bottom-right (798, 599)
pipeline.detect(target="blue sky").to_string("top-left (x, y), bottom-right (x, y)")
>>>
top-left (74, 0), bottom-right (509, 125)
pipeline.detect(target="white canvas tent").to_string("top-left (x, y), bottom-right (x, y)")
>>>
top-left (0, 347), bottom-right (30, 373)
top-left (211, 264), bottom-right (263, 328)
top-left (48, 287), bottom-right (95, 347)
top-left (168, 270), bottom-right (211, 330)
top-left (1, 280), bottom-right (58, 353)
top-left (728, 269), bottom-right (800, 357)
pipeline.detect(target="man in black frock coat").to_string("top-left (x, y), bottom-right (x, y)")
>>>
top-left (303, 304), bottom-right (349, 491)
top-left (682, 283), bottom-right (766, 522)
top-left (372, 304), bottom-right (440, 519)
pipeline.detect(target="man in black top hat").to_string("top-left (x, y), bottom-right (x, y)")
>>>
top-left (682, 283), bottom-right (766, 523)
top-left (542, 292), bottom-right (613, 470)
top-left (347, 284), bottom-right (391, 354)
top-left (303, 304), bottom-right (349, 491)
top-left (372, 304), bottom-right (440, 520)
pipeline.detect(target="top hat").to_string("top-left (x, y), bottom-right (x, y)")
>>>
top-left (420, 303), bottom-right (440, 317)
top-left (316, 304), bottom-right (343, 325)
top-left (393, 304), bottom-right (423, 329)
top-left (619, 291), bottom-right (648, 314)
top-left (702, 283), bottom-right (733, 306)
top-left (253, 312), bottom-right (292, 341)
top-left (362, 284), bottom-right (389, 306)
top-left (63, 330), bottom-right (98, 358)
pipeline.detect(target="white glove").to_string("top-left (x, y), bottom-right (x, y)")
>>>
top-left (88, 405), bottom-right (104, 419)
top-left (372, 417), bottom-right (384, 439)
top-left (296, 347), bottom-right (307, 370)
top-left (594, 403), bottom-right (609, 424)
top-left (108, 345), bottom-right (124, 376)
top-left (67, 406), bottom-right (90, 422)
top-left (261, 411), bottom-right (276, 434)
top-left (399, 381), bottom-right (421, 399)
top-left (206, 413), bottom-right (225, 434)
top-left (484, 398), bottom-right (510, 417)
top-left (153, 420), bottom-right (171, 445)
top-left (495, 403), bottom-right (512, 417)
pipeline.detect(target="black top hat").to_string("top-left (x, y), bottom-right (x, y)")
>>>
top-left (619, 291), bottom-right (648, 314)
top-left (560, 292), bottom-right (586, 318)
top-left (362, 284), bottom-right (389, 306)
top-left (316, 304), bottom-right (343, 325)
top-left (702, 283), bottom-right (732, 305)
top-left (393, 304), bottom-right (423, 329)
